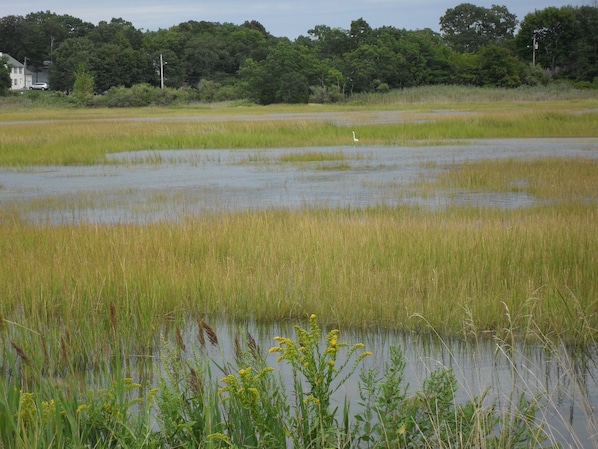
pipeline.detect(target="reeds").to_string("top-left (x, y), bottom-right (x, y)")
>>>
top-left (0, 103), bottom-right (597, 166)
top-left (1, 202), bottom-right (596, 355)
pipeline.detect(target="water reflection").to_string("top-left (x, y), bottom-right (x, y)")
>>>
top-left (1, 138), bottom-right (596, 224)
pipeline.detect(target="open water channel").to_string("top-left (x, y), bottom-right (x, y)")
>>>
top-left (2, 133), bottom-right (598, 447)
top-left (1, 137), bottom-right (597, 224)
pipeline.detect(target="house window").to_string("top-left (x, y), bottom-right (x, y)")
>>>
top-left (13, 79), bottom-right (17, 86)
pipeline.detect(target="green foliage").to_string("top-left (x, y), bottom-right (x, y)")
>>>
top-left (269, 314), bottom-right (371, 447)
top-left (0, 57), bottom-right (11, 96)
top-left (76, 377), bottom-right (150, 447)
top-left (93, 83), bottom-right (200, 107)
top-left (478, 45), bottom-right (526, 87)
top-left (71, 64), bottom-right (95, 105)
top-left (49, 37), bottom-right (97, 92)
top-left (1, 4), bottom-right (597, 102)
top-left (515, 6), bottom-right (577, 75)
top-left (440, 3), bottom-right (518, 52)
top-left (0, 314), bottom-right (568, 448)
top-left (153, 340), bottom-right (222, 447)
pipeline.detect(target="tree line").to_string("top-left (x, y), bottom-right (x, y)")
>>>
top-left (1, 3), bottom-right (597, 103)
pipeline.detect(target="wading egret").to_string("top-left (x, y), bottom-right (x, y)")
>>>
top-left (352, 131), bottom-right (359, 145)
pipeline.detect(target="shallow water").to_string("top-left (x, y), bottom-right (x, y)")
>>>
top-left (2, 137), bottom-right (598, 446)
top-left (178, 319), bottom-right (598, 449)
top-left (1, 137), bottom-right (597, 223)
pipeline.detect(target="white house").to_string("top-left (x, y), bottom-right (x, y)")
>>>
top-left (0, 52), bottom-right (33, 90)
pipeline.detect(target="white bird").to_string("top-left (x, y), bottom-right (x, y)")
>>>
top-left (352, 131), bottom-right (359, 145)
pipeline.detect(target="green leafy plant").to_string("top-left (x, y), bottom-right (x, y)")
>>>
top-left (269, 314), bottom-right (371, 448)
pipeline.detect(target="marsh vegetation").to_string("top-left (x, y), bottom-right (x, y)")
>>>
top-left (1, 87), bottom-right (597, 448)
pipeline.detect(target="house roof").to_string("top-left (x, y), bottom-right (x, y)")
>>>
top-left (0, 52), bottom-right (34, 74)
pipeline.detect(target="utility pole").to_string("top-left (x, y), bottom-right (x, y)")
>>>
top-left (23, 56), bottom-right (29, 89)
top-left (160, 53), bottom-right (165, 89)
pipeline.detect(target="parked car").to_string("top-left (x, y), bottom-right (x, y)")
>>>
top-left (29, 82), bottom-right (49, 90)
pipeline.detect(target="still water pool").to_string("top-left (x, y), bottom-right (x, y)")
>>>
top-left (178, 319), bottom-right (598, 449)
top-left (1, 138), bottom-right (597, 223)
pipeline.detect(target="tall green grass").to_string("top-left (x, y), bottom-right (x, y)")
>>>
top-left (0, 108), bottom-right (597, 166)
top-left (432, 157), bottom-right (598, 202)
top-left (1, 203), bottom-right (596, 361)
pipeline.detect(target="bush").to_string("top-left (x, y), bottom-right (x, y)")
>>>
top-left (92, 84), bottom-right (202, 107)
top-left (574, 80), bottom-right (594, 89)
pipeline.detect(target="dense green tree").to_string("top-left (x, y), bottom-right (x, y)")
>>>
top-left (71, 63), bottom-right (95, 104)
top-left (396, 29), bottom-right (451, 87)
top-left (241, 20), bottom-right (273, 39)
top-left (0, 15), bottom-right (34, 63)
top-left (415, 28), bottom-right (452, 85)
top-left (92, 43), bottom-right (151, 92)
top-left (240, 40), bottom-right (316, 103)
top-left (227, 27), bottom-right (269, 67)
top-left (563, 6), bottom-right (598, 82)
top-left (440, 3), bottom-right (518, 52)
top-left (183, 33), bottom-right (233, 85)
top-left (88, 18), bottom-right (143, 49)
top-left (143, 28), bottom-right (189, 88)
top-left (307, 25), bottom-right (351, 60)
top-left (81, 19), bottom-right (153, 91)
top-left (25, 11), bottom-right (94, 68)
top-left (515, 6), bottom-right (576, 75)
top-left (447, 50), bottom-right (480, 85)
top-left (342, 43), bottom-right (382, 93)
top-left (478, 44), bottom-right (525, 87)
top-left (49, 37), bottom-right (97, 92)
top-left (349, 18), bottom-right (375, 48)
top-left (0, 55), bottom-right (12, 95)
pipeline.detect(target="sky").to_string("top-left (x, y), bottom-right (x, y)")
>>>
top-left (3, 0), bottom-right (587, 39)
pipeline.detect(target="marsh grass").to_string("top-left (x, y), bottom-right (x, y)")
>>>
top-left (1, 87), bottom-right (597, 447)
top-left (1, 107), bottom-right (597, 166)
top-left (1, 201), bottom-right (596, 370)
top-left (1, 154), bottom-right (596, 355)
top-left (431, 157), bottom-right (598, 203)
top-left (277, 151), bottom-right (353, 163)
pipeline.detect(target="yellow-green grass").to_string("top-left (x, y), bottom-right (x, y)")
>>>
top-left (2, 199), bottom-right (596, 365)
top-left (429, 157), bottom-right (598, 202)
top-left (2, 84), bottom-right (598, 121)
top-left (0, 109), bottom-right (597, 166)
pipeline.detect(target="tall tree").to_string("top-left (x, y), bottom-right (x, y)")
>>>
top-left (478, 44), bottom-right (525, 87)
top-left (239, 40), bottom-right (316, 103)
top-left (0, 55), bottom-right (12, 95)
top-left (440, 3), bottom-right (517, 52)
top-left (308, 25), bottom-right (351, 60)
top-left (49, 37), bottom-right (96, 92)
top-left (25, 11), bottom-right (94, 68)
top-left (515, 6), bottom-right (576, 75)
top-left (0, 15), bottom-right (33, 62)
top-left (563, 6), bottom-right (598, 81)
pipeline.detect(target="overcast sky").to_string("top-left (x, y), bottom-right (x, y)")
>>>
top-left (3, 0), bottom-right (586, 38)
